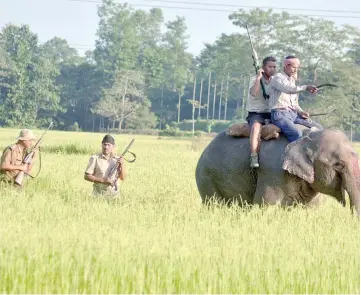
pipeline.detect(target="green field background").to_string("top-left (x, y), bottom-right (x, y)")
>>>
top-left (0, 128), bottom-right (359, 293)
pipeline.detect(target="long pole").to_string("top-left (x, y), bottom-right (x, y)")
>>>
top-left (192, 76), bottom-right (197, 136)
top-left (206, 72), bottom-right (211, 120)
top-left (212, 80), bottom-right (217, 120)
top-left (218, 76), bottom-right (224, 120)
top-left (198, 77), bottom-right (203, 119)
top-left (224, 71), bottom-right (230, 120)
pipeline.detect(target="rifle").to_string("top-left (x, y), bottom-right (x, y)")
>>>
top-left (309, 112), bottom-right (329, 116)
top-left (246, 24), bottom-right (269, 100)
top-left (108, 138), bottom-right (136, 191)
top-left (316, 83), bottom-right (338, 89)
top-left (309, 108), bottom-right (335, 117)
top-left (14, 122), bottom-right (53, 186)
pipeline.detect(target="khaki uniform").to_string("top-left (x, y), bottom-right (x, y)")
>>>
top-left (85, 153), bottom-right (120, 196)
top-left (0, 143), bottom-right (26, 183)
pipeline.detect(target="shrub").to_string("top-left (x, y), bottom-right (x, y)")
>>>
top-left (68, 122), bottom-right (81, 132)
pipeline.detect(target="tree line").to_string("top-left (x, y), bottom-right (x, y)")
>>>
top-left (0, 1), bottom-right (359, 138)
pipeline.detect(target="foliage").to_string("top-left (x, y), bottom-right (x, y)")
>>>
top-left (0, 5), bottom-right (359, 139)
top-left (0, 24), bottom-right (60, 127)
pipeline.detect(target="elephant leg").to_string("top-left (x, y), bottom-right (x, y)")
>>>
top-left (254, 184), bottom-right (285, 205)
top-left (214, 168), bottom-right (257, 206)
top-left (255, 172), bottom-right (319, 208)
top-left (254, 173), bottom-right (287, 205)
top-left (197, 173), bottom-right (222, 205)
top-left (198, 175), bottom-right (236, 206)
top-left (305, 194), bottom-right (325, 208)
top-left (201, 186), bottom-right (223, 205)
top-left (199, 173), bottom-right (255, 207)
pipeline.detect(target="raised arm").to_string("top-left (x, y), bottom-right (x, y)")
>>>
top-left (270, 74), bottom-right (307, 94)
top-left (249, 71), bottom-right (263, 97)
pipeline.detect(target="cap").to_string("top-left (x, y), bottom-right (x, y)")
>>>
top-left (102, 134), bottom-right (115, 145)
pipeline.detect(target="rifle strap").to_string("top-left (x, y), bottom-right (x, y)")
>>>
top-left (125, 151), bottom-right (136, 163)
top-left (26, 146), bottom-right (42, 179)
top-left (260, 78), bottom-right (269, 100)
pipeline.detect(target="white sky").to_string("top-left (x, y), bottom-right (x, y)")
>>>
top-left (0, 0), bottom-right (359, 56)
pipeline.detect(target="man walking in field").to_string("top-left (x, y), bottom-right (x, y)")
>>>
top-left (246, 56), bottom-right (277, 168)
top-left (84, 134), bottom-right (126, 197)
top-left (0, 129), bottom-right (37, 187)
top-left (269, 55), bottom-right (323, 142)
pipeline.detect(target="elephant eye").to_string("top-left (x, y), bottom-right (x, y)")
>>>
top-left (334, 161), bottom-right (345, 171)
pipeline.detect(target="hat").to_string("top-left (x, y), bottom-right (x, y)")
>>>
top-left (102, 134), bottom-right (115, 145)
top-left (17, 129), bottom-right (36, 141)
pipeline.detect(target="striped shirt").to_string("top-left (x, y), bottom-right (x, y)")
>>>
top-left (246, 75), bottom-right (271, 113)
top-left (268, 71), bottom-right (307, 112)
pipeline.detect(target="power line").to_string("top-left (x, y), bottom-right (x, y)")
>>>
top-left (68, 0), bottom-right (360, 19)
top-left (144, 0), bottom-right (360, 14)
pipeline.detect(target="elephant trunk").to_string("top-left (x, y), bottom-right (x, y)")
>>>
top-left (343, 155), bottom-right (360, 216)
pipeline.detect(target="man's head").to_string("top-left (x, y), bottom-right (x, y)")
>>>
top-left (283, 55), bottom-right (300, 78)
top-left (17, 129), bottom-right (36, 149)
top-left (101, 134), bottom-right (115, 155)
top-left (262, 56), bottom-right (277, 77)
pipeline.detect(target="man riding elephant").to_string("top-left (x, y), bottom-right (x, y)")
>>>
top-left (268, 55), bottom-right (323, 142)
top-left (246, 56), bottom-right (277, 168)
top-left (196, 126), bottom-right (360, 216)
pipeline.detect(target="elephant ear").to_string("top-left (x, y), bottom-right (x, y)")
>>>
top-left (282, 136), bottom-right (316, 183)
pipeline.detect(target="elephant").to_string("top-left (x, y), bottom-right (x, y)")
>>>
top-left (195, 125), bottom-right (360, 215)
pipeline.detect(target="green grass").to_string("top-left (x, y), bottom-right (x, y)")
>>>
top-left (0, 128), bottom-right (359, 293)
top-left (41, 143), bottom-right (93, 155)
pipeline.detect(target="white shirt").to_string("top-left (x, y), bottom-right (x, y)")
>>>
top-left (268, 71), bottom-right (306, 112)
top-left (246, 75), bottom-right (271, 113)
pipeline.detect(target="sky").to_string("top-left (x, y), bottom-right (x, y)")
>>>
top-left (0, 0), bottom-right (360, 56)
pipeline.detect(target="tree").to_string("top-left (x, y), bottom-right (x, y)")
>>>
top-left (93, 70), bottom-right (156, 130)
top-left (56, 62), bottom-right (103, 131)
top-left (0, 5), bottom-right (359, 134)
top-left (0, 39), bottom-right (16, 100)
top-left (229, 9), bottom-right (291, 57)
top-left (0, 24), bottom-right (60, 127)
top-left (162, 16), bottom-right (192, 123)
top-left (40, 37), bottom-right (82, 66)
top-left (94, 1), bottom-right (140, 82)
top-left (197, 33), bottom-right (253, 120)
